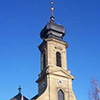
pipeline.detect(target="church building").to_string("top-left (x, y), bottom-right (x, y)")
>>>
top-left (10, 2), bottom-right (76, 100)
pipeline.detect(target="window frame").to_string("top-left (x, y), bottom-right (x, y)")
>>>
top-left (58, 89), bottom-right (64, 100)
top-left (43, 52), bottom-right (46, 69)
top-left (56, 52), bottom-right (62, 67)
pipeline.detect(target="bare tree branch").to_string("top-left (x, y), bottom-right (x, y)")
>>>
top-left (89, 79), bottom-right (100, 100)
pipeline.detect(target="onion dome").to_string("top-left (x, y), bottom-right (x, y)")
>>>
top-left (40, 1), bottom-right (66, 41)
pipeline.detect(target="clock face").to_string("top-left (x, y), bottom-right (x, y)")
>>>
top-left (58, 80), bottom-right (63, 85)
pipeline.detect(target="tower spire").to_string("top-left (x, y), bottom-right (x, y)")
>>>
top-left (50, 1), bottom-right (55, 22)
top-left (18, 85), bottom-right (21, 93)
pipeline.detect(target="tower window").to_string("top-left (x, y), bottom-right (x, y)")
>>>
top-left (58, 89), bottom-right (64, 100)
top-left (56, 52), bottom-right (61, 67)
top-left (43, 53), bottom-right (46, 69)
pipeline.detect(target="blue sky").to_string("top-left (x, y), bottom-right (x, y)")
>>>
top-left (0, 0), bottom-right (100, 100)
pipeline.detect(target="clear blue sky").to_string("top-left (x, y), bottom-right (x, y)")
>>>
top-left (0, 0), bottom-right (100, 100)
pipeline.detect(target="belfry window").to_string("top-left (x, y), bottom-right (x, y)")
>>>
top-left (43, 52), bottom-right (46, 69)
top-left (58, 89), bottom-right (64, 100)
top-left (56, 52), bottom-right (61, 67)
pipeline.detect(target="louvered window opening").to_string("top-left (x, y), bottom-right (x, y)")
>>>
top-left (56, 52), bottom-right (61, 67)
top-left (43, 53), bottom-right (46, 69)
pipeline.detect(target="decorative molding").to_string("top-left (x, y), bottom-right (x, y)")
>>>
top-left (55, 46), bottom-right (63, 51)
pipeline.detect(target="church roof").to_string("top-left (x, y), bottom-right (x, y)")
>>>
top-left (40, 21), bottom-right (65, 40)
top-left (10, 93), bottom-right (29, 100)
top-left (10, 86), bottom-right (29, 100)
top-left (31, 94), bottom-right (38, 100)
top-left (40, 2), bottom-right (66, 41)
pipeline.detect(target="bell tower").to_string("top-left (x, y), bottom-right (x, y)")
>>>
top-left (31, 2), bottom-right (76, 100)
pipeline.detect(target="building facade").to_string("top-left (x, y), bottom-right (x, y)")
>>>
top-left (31, 5), bottom-right (76, 100)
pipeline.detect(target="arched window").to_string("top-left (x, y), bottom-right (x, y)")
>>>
top-left (56, 52), bottom-right (61, 67)
top-left (43, 52), bottom-right (46, 69)
top-left (58, 89), bottom-right (64, 100)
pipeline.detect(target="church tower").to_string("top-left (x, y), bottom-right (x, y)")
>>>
top-left (31, 2), bottom-right (76, 100)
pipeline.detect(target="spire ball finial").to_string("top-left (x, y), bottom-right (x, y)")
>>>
top-left (18, 85), bottom-right (21, 93)
top-left (50, 1), bottom-right (55, 22)
top-left (51, 1), bottom-right (53, 5)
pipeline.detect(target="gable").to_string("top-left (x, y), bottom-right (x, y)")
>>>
top-left (47, 68), bottom-right (74, 80)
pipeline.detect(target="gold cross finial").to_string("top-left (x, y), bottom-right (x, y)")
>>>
top-left (50, 1), bottom-right (54, 16)
top-left (50, 1), bottom-right (55, 22)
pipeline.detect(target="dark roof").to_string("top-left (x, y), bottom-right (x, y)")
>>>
top-left (31, 94), bottom-right (38, 100)
top-left (10, 93), bottom-right (29, 100)
top-left (40, 21), bottom-right (66, 41)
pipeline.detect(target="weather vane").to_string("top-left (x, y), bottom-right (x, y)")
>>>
top-left (50, 1), bottom-right (55, 22)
